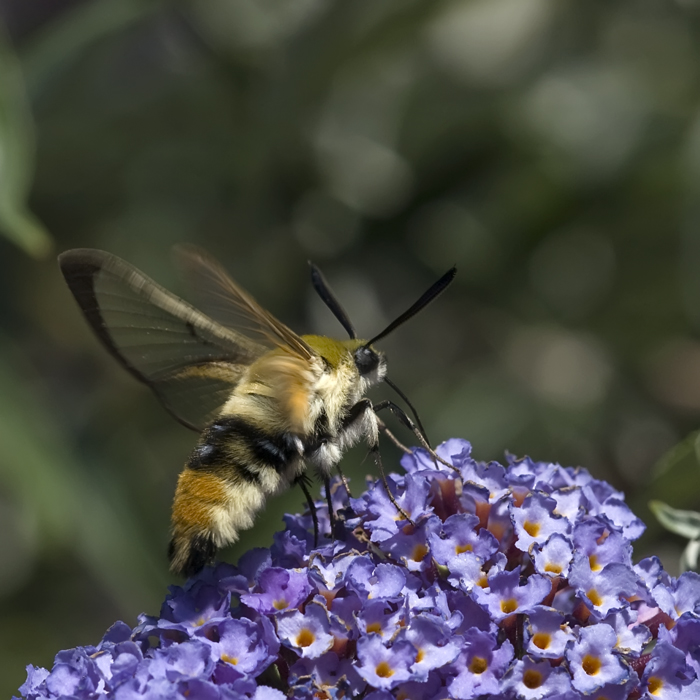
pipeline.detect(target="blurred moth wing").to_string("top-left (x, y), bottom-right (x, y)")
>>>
top-left (173, 244), bottom-right (314, 359)
top-left (58, 248), bottom-right (272, 431)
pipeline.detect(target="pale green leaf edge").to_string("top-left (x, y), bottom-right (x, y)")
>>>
top-left (649, 499), bottom-right (700, 540)
top-left (0, 21), bottom-right (51, 257)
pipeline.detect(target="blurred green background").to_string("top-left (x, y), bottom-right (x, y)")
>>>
top-left (3, 0), bottom-right (700, 694)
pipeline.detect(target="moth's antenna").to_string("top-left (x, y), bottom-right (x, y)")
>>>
top-left (366, 267), bottom-right (456, 347)
top-left (309, 262), bottom-right (357, 339)
top-left (384, 376), bottom-right (431, 447)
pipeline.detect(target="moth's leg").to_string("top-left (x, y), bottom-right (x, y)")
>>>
top-left (371, 441), bottom-right (414, 525)
top-left (373, 399), bottom-right (458, 472)
top-left (375, 415), bottom-right (414, 455)
top-left (372, 399), bottom-right (432, 452)
top-left (384, 376), bottom-right (432, 448)
top-left (303, 431), bottom-right (344, 539)
top-left (295, 473), bottom-right (319, 548)
top-left (335, 462), bottom-right (353, 499)
top-left (318, 411), bottom-right (357, 500)
top-left (344, 399), bottom-right (415, 525)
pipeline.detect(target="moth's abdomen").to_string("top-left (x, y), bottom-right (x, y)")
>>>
top-left (169, 470), bottom-right (231, 576)
top-left (168, 416), bottom-right (304, 577)
top-left (169, 467), bottom-right (269, 576)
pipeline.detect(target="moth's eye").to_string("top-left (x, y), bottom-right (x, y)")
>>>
top-left (354, 346), bottom-right (379, 375)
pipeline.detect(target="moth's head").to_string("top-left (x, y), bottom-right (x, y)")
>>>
top-left (348, 340), bottom-right (387, 384)
top-left (308, 263), bottom-right (455, 441)
top-left (301, 335), bottom-right (387, 386)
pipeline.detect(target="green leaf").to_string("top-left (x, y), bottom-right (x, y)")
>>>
top-left (649, 500), bottom-right (700, 540)
top-left (631, 430), bottom-right (700, 547)
top-left (681, 539), bottom-right (700, 573)
top-left (634, 430), bottom-right (700, 515)
top-left (0, 0), bottom-right (165, 258)
top-left (653, 429), bottom-right (700, 480)
top-left (0, 21), bottom-right (51, 257)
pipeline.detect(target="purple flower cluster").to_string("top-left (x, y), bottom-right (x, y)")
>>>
top-left (17, 438), bottom-right (700, 699)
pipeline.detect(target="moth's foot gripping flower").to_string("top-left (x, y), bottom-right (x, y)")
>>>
top-left (16, 438), bottom-right (700, 700)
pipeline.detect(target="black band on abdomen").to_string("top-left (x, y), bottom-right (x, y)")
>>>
top-left (187, 416), bottom-right (300, 479)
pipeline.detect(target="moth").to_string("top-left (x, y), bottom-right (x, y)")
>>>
top-left (59, 247), bottom-right (455, 576)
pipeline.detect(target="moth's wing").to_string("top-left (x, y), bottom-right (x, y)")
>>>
top-left (148, 361), bottom-right (249, 432)
top-left (59, 248), bottom-right (269, 431)
top-left (174, 244), bottom-right (316, 361)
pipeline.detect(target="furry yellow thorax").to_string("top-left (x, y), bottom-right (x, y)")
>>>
top-left (302, 335), bottom-right (367, 369)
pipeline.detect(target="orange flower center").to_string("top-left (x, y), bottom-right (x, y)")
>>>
top-left (587, 589), bottom-right (603, 607)
top-left (469, 656), bottom-right (488, 674)
top-left (412, 544), bottom-right (429, 562)
top-left (501, 598), bottom-right (518, 614)
top-left (523, 669), bottom-right (543, 689)
top-left (375, 661), bottom-right (394, 678)
top-left (532, 632), bottom-right (551, 650)
top-left (296, 628), bottom-right (315, 648)
top-left (582, 654), bottom-right (602, 676)
top-left (647, 676), bottom-right (663, 695)
top-left (523, 521), bottom-right (540, 537)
